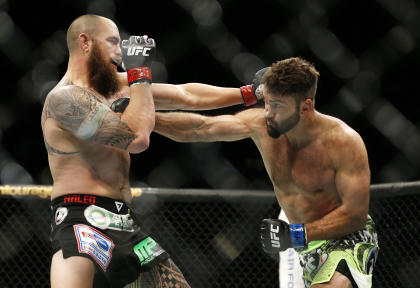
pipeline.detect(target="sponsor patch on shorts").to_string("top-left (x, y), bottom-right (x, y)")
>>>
top-left (55, 207), bottom-right (68, 225)
top-left (73, 224), bottom-right (114, 271)
top-left (84, 205), bottom-right (134, 232)
top-left (133, 237), bottom-right (165, 266)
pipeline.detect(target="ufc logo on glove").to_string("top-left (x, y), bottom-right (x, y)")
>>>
top-left (127, 47), bottom-right (151, 56)
top-left (261, 219), bottom-right (306, 253)
top-left (270, 224), bottom-right (281, 248)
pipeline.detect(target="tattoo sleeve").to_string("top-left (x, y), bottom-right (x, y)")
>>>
top-left (44, 86), bottom-right (137, 150)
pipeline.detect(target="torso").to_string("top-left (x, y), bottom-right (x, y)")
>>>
top-left (250, 109), bottom-right (347, 223)
top-left (41, 76), bottom-right (133, 202)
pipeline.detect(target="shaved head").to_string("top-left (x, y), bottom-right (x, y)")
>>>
top-left (66, 14), bottom-right (109, 53)
top-left (65, 14), bottom-right (121, 96)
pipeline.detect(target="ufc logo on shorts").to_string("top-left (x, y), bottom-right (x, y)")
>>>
top-left (270, 224), bottom-right (280, 248)
top-left (127, 47), bottom-right (151, 56)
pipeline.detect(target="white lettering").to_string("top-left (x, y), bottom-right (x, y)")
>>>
top-left (288, 255), bottom-right (294, 270)
top-left (271, 239), bottom-right (280, 248)
top-left (142, 47), bottom-right (151, 56)
top-left (127, 47), bottom-right (136, 56)
top-left (270, 224), bottom-right (279, 233)
top-left (127, 47), bottom-right (151, 56)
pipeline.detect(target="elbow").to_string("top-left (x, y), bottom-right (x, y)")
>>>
top-left (177, 87), bottom-right (199, 110)
top-left (127, 134), bottom-right (150, 154)
top-left (185, 97), bottom-right (200, 110)
top-left (350, 212), bottom-right (367, 232)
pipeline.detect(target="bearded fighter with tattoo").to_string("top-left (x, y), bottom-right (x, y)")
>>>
top-left (41, 12), bottom-right (269, 287)
top-left (42, 14), bottom-right (232, 288)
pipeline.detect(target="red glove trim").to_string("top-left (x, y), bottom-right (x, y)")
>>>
top-left (240, 85), bottom-right (257, 106)
top-left (127, 67), bottom-right (152, 85)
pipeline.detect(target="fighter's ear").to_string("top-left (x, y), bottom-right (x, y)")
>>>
top-left (78, 33), bottom-right (90, 53)
top-left (302, 98), bottom-right (314, 112)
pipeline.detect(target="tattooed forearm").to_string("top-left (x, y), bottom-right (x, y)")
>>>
top-left (44, 85), bottom-right (137, 150)
top-left (88, 111), bottom-right (137, 149)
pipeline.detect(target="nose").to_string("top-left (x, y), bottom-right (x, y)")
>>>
top-left (265, 104), bottom-right (273, 118)
top-left (116, 45), bottom-right (122, 57)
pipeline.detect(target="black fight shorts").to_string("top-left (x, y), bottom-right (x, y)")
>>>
top-left (51, 194), bottom-right (169, 288)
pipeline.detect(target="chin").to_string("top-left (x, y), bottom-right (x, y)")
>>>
top-left (267, 125), bottom-right (281, 138)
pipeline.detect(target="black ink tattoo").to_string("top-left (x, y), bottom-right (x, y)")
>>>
top-left (42, 85), bottom-right (137, 150)
top-left (151, 258), bottom-right (190, 288)
top-left (44, 140), bottom-right (78, 155)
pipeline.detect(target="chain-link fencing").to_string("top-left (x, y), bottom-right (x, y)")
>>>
top-left (0, 183), bottom-right (419, 287)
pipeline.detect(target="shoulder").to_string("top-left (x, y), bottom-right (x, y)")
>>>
top-left (44, 84), bottom-right (107, 124)
top-left (236, 107), bottom-right (265, 124)
top-left (232, 107), bottom-right (267, 138)
top-left (45, 84), bottom-right (100, 109)
top-left (47, 84), bottom-right (93, 100)
top-left (320, 114), bottom-right (368, 167)
top-left (321, 114), bottom-right (364, 145)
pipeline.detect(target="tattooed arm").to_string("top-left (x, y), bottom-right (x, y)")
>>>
top-left (44, 85), bottom-right (150, 153)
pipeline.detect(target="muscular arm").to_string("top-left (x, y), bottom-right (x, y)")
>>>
top-left (152, 83), bottom-right (244, 110)
top-left (44, 85), bottom-right (153, 153)
top-left (154, 109), bottom-right (260, 142)
top-left (305, 130), bottom-right (370, 241)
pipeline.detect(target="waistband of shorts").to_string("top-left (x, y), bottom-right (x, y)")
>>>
top-left (298, 240), bottom-right (326, 254)
top-left (51, 194), bottom-right (129, 214)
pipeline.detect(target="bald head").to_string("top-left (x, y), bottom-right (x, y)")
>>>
top-left (66, 14), bottom-right (112, 53)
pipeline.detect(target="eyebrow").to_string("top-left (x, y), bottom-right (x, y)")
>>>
top-left (269, 99), bottom-right (285, 104)
top-left (107, 36), bottom-right (120, 43)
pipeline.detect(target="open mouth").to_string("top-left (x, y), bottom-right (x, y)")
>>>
top-left (111, 59), bottom-right (121, 69)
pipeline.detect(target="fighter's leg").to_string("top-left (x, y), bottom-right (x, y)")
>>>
top-left (51, 250), bottom-right (96, 288)
top-left (311, 271), bottom-right (352, 288)
top-left (150, 258), bottom-right (190, 288)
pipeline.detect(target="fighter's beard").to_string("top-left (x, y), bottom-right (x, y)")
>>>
top-left (266, 110), bottom-right (300, 138)
top-left (266, 123), bottom-right (282, 138)
top-left (87, 42), bottom-right (121, 98)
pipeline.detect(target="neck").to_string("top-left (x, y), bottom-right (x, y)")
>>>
top-left (64, 53), bottom-right (90, 88)
top-left (285, 110), bottom-right (319, 147)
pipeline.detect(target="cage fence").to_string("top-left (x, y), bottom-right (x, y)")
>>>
top-left (0, 183), bottom-right (419, 288)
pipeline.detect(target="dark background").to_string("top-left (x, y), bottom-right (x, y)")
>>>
top-left (1, 0), bottom-right (420, 189)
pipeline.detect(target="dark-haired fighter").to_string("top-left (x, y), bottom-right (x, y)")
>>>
top-left (154, 57), bottom-right (379, 288)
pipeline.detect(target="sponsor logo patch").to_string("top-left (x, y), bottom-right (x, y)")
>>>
top-left (133, 237), bottom-right (165, 266)
top-left (73, 224), bottom-right (114, 271)
top-left (55, 207), bottom-right (68, 225)
top-left (84, 205), bottom-right (134, 232)
top-left (115, 201), bottom-right (123, 212)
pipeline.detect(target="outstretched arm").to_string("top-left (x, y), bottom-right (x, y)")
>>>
top-left (113, 68), bottom-right (268, 112)
top-left (152, 83), bottom-right (243, 110)
top-left (151, 67), bottom-right (268, 110)
top-left (154, 109), bottom-right (261, 142)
